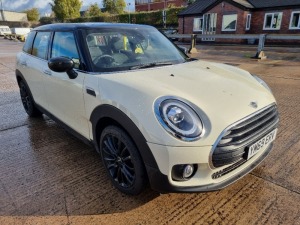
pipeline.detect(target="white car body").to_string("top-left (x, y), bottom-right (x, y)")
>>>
top-left (16, 23), bottom-right (279, 194)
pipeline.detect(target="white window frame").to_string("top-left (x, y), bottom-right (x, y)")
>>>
top-left (246, 14), bottom-right (251, 30)
top-left (222, 14), bottom-right (237, 32)
top-left (193, 17), bottom-right (203, 32)
top-left (263, 12), bottom-right (283, 30)
top-left (289, 11), bottom-right (300, 29)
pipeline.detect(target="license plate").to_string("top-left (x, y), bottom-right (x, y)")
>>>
top-left (247, 129), bottom-right (277, 160)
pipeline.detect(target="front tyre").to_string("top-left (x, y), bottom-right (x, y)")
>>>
top-left (19, 80), bottom-right (42, 117)
top-left (100, 126), bottom-right (146, 195)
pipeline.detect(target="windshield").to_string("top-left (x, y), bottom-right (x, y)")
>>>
top-left (84, 26), bottom-right (188, 72)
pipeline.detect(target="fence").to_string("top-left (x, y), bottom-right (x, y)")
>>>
top-left (166, 33), bottom-right (300, 59)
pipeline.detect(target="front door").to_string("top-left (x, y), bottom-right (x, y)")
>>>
top-left (44, 31), bottom-right (90, 139)
top-left (202, 13), bottom-right (217, 41)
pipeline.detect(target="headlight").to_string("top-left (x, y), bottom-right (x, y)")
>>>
top-left (252, 74), bottom-right (272, 93)
top-left (154, 97), bottom-right (204, 141)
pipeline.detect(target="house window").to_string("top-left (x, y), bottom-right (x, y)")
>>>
top-left (222, 14), bottom-right (237, 31)
top-left (290, 11), bottom-right (300, 29)
top-left (193, 18), bottom-right (203, 32)
top-left (246, 14), bottom-right (251, 30)
top-left (136, 0), bottom-right (152, 4)
top-left (263, 12), bottom-right (283, 30)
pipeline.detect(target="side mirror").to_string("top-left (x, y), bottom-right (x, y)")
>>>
top-left (48, 57), bottom-right (78, 79)
top-left (178, 46), bottom-right (188, 55)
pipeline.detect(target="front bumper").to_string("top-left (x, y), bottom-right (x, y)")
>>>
top-left (146, 143), bottom-right (274, 193)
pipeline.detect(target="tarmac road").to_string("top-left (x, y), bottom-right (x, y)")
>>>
top-left (0, 38), bottom-right (300, 225)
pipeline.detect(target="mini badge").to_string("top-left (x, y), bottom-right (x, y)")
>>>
top-left (250, 101), bottom-right (258, 109)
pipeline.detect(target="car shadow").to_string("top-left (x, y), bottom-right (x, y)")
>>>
top-left (0, 115), bottom-right (159, 216)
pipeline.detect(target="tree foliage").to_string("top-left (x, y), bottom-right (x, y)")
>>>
top-left (40, 16), bottom-right (55, 25)
top-left (84, 3), bottom-right (102, 17)
top-left (23, 8), bottom-right (40, 21)
top-left (103, 0), bottom-right (126, 14)
top-left (50, 0), bottom-right (82, 22)
top-left (68, 7), bottom-right (184, 27)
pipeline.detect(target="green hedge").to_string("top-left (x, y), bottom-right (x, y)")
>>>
top-left (67, 7), bottom-right (185, 27)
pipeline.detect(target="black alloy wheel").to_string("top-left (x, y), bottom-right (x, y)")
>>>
top-left (100, 126), bottom-right (146, 195)
top-left (19, 80), bottom-right (42, 117)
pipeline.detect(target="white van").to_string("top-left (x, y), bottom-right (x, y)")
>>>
top-left (0, 26), bottom-right (11, 36)
top-left (11, 28), bottom-right (31, 40)
top-left (11, 27), bottom-right (31, 35)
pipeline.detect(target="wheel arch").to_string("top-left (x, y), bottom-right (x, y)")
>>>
top-left (15, 69), bottom-right (25, 86)
top-left (90, 104), bottom-right (158, 170)
top-left (15, 69), bottom-right (36, 103)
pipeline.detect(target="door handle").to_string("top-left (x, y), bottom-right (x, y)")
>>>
top-left (86, 88), bottom-right (96, 97)
top-left (43, 70), bottom-right (52, 76)
top-left (20, 61), bottom-right (27, 66)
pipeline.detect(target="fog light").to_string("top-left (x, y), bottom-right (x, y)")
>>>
top-left (172, 164), bottom-right (197, 181)
top-left (183, 164), bottom-right (194, 178)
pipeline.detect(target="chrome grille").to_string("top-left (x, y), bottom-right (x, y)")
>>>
top-left (212, 104), bottom-right (279, 168)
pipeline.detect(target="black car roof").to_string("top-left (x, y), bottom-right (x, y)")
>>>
top-left (33, 23), bottom-right (153, 31)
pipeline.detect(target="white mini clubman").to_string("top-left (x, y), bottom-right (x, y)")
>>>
top-left (16, 23), bottom-right (279, 195)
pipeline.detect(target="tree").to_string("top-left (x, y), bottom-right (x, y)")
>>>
top-left (103, 0), bottom-right (126, 14)
top-left (50, 0), bottom-right (82, 22)
top-left (40, 16), bottom-right (55, 25)
top-left (84, 3), bottom-right (102, 17)
top-left (23, 8), bottom-right (40, 21)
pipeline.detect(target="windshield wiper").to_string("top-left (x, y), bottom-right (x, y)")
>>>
top-left (130, 62), bottom-right (173, 70)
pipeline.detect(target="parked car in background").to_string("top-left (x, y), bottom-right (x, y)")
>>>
top-left (0, 25), bottom-right (11, 36)
top-left (11, 27), bottom-right (31, 39)
top-left (16, 23), bottom-right (279, 195)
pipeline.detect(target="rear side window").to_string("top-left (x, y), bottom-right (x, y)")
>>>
top-left (32, 32), bottom-right (51, 59)
top-left (51, 32), bottom-right (80, 68)
top-left (23, 31), bottom-right (36, 54)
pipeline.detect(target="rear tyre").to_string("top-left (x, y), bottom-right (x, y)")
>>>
top-left (19, 80), bottom-right (42, 117)
top-left (100, 125), bottom-right (146, 195)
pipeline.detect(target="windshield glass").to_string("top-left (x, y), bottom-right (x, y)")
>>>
top-left (84, 26), bottom-right (188, 72)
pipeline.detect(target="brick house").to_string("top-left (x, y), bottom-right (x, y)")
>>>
top-left (135, 0), bottom-right (186, 12)
top-left (178, 0), bottom-right (300, 41)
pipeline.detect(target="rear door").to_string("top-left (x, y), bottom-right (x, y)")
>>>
top-left (20, 31), bottom-right (51, 109)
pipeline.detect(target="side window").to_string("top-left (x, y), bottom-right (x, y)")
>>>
top-left (23, 31), bottom-right (36, 54)
top-left (263, 12), bottom-right (283, 30)
top-left (246, 14), bottom-right (251, 30)
top-left (222, 14), bottom-right (238, 31)
top-left (290, 11), bottom-right (300, 29)
top-left (32, 32), bottom-right (51, 59)
top-left (193, 18), bottom-right (203, 32)
top-left (51, 32), bottom-right (80, 69)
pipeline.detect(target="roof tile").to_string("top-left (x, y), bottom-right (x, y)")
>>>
top-left (178, 0), bottom-right (216, 16)
top-left (179, 0), bottom-right (300, 16)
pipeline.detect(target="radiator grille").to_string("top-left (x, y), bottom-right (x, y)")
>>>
top-left (212, 104), bottom-right (279, 168)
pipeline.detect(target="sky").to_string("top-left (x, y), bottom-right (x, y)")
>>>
top-left (1, 0), bottom-right (135, 17)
